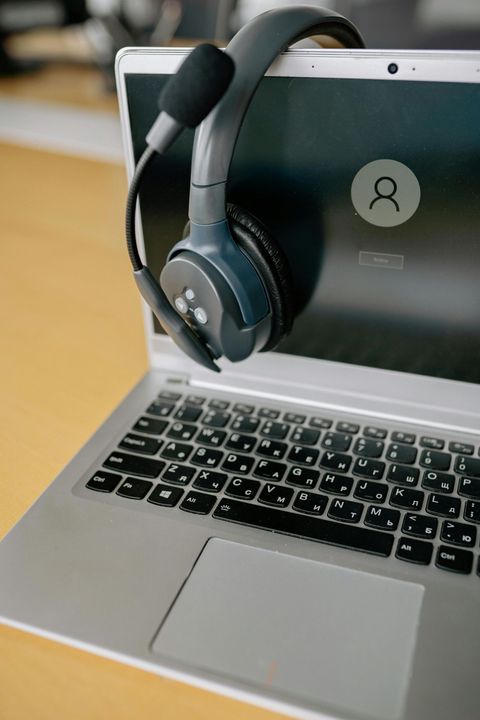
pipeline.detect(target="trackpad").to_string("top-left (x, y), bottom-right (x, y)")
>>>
top-left (152, 539), bottom-right (423, 719)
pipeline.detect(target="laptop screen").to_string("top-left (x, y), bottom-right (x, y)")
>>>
top-left (125, 72), bottom-right (480, 383)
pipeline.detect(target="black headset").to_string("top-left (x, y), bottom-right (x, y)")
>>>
top-left (125, 5), bottom-right (365, 372)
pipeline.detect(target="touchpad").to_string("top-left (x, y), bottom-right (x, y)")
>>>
top-left (152, 539), bottom-right (423, 719)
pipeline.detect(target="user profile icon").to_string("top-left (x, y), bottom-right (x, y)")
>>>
top-left (351, 159), bottom-right (421, 227)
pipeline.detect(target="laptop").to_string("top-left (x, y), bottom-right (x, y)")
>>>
top-left (1, 45), bottom-right (480, 720)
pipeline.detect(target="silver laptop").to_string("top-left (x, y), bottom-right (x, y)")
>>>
top-left (1, 46), bottom-right (480, 720)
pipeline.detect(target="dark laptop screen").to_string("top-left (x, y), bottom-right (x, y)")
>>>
top-left (125, 71), bottom-right (480, 383)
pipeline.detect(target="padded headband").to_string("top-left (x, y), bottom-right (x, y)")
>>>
top-left (189, 6), bottom-right (365, 225)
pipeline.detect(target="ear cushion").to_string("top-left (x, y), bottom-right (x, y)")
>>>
top-left (227, 203), bottom-right (294, 351)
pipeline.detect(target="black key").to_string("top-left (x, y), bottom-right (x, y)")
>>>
top-left (402, 513), bottom-right (438, 539)
top-left (454, 456), bottom-right (480, 478)
top-left (320, 473), bottom-right (353, 496)
top-left (458, 476), bottom-right (480, 499)
top-left (260, 421), bottom-right (289, 439)
top-left (353, 438), bottom-right (384, 458)
top-left (396, 537), bottom-right (433, 565)
top-left (292, 491), bottom-right (328, 516)
top-left (435, 545), bottom-right (473, 574)
top-left (116, 477), bottom-right (152, 500)
top-left (310, 417), bottom-right (332, 429)
top-left (336, 421), bottom-right (359, 434)
top-left (386, 444), bottom-right (417, 464)
top-left (364, 426), bottom-right (387, 439)
top-left (389, 486), bottom-right (424, 511)
top-left (449, 441), bottom-right (474, 455)
top-left (354, 480), bottom-right (388, 504)
top-left (202, 410), bottom-right (231, 428)
top-left (119, 433), bottom-right (162, 455)
top-left (222, 452), bottom-right (255, 474)
top-left (287, 445), bottom-right (319, 466)
top-left (285, 466), bottom-right (319, 489)
top-left (86, 470), bottom-right (121, 493)
top-left (387, 464), bottom-right (419, 487)
top-left (147, 484), bottom-right (183, 507)
top-left (225, 477), bottom-right (260, 500)
top-left (213, 500), bottom-right (393, 557)
top-left (158, 390), bottom-right (181, 401)
top-left (104, 452), bottom-right (164, 479)
top-left (232, 415), bottom-right (259, 433)
top-left (420, 436), bottom-right (445, 450)
top-left (193, 470), bottom-right (228, 493)
top-left (175, 405), bottom-right (202, 422)
top-left (426, 493), bottom-right (461, 518)
top-left (196, 427), bottom-right (226, 447)
top-left (352, 457), bottom-right (385, 480)
top-left (225, 433), bottom-right (256, 453)
top-left (257, 438), bottom-right (287, 460)
top-left (208, 398), bottom-right (230, 410)
top-left (190, 446), bottom-right (223, 468)
top-left (185, 394), bottom-right (205, 406)
top-left (320, 451), bottom-right (352, 473)
top-left (179, 491), bottom-right (216, 515)
top-left (233, 402), bottom-right (254, 414)
top-left (259, 407), bottom-right (280, 419)
top-left (391, 431), bottom-right (416, 444)
top-left (464, 500), bottom-right (480, 523)
top-left (419, 449), bottom-right (451, 471)
top-left (327, 498), bottom-right (363, 523)
top-left (146, 401), bottom-right (175, 417)
top-left (161, 441), bottom-right (193, 462)
top-left (162, 463), bottom-right (195, 485)
top-left (421, 470), bottom-right (455, 494)
top-left (322, 432), bottom-right (352, 452)
top-left (441, 521), bottom-right (477, 547)
top-left (133, 416), bottom-right (167, 436)
top-left (167, 421), bottom-right (197, 442)
top-left (258, 483), bottom-right (294, 508)
top-left (254, 459), bottom-right (286, 481)
top-left (284, 412), bottom-right (306, 424)
top-left (364, 506), bottom-right (400, 531)
top-left (290, 427), bottom-right (320, 445)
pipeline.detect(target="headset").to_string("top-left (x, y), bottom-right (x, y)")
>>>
top-left (125, 5), bottom-right (365, 372)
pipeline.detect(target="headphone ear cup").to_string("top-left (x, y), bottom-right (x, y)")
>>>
top-left (227, 203), bottom-right (294, 351)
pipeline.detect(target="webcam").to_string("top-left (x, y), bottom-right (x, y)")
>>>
top-left (388, 63), bottom-right (398, 74)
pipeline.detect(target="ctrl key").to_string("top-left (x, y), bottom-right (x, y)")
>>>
top-left (435, 545), bottom-right (473, 574)
top-left (86, 470), bottom-right (121, 493)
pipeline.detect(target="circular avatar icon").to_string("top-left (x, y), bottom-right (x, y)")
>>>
top-left (351, 159), bottom-right (421, 227)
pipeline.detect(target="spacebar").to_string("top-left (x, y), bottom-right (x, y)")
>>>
top-left (213, 500), bottom-right (393, 557)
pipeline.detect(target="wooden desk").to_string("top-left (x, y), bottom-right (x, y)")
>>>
top-left (0, 138), bottom-right (284, 720)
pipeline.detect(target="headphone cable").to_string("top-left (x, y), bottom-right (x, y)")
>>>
top-left (125, 145), bottom-right (156, 272)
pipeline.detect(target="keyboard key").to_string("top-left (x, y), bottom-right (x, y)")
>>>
top-left (309, 417), bottom-right (332, 429)
top-left (104, 452), bottom-right (164, 479)
top-left (254, 459), bottom-right (286, 481)
top-left (86, 470), bottom-right (121, 493)
top-left (454, 456), bottom-right (480, 478)
top-left (162, 463), bottom-right (195, 485)
top-left (287, 445), bottom-right (319, 466)
top-left (175, 405), bottom-right (202, 422)
top-left (193, 470), bottom-right (228, 493)
top-left (222, 453), bottom-right (254, 474)
top-left (328, 498), bottom-right (363, 524)
top-left (133, 416), bottom-right (167, 435)
top-left (364, 426), bottom-right (387, 439)
top-left (185, 394), bottom-right (205, 406)
top-left (208, 398), bottom-right (230, 410)
top-left (225, 433), bottom-right (256, 453)
top-left (319, 473), bottom-right (353, 496)
top-left (402, 513), bottom-right (438, 539)
top-left (421, 470), bottom-right (455, 494)
top-left (196, 427), bottom-right (226, 447)
top-left (260, 421), bottom-right (289, 439)
top-left (233, 402), bottom-right (255, 414)
top-left (336, 421), bottom-right (359, 434)
top-left (119, 433), bottom-right (161, 455)
top-left (146, 401), bottom-right (175, 417)
top-left (464, 500), bottom-right (480, 523)
top-left (258, 408), bottom-right (280, 419)
top-left (396, 537), bottom-right (433, 565)
top-left (190, 446), bottom-right (223, 468)
top-left (116, 478), bottom-right (152, 500)
top-left (386, 464), bottom-right (419, 486)
top-left (180, 491), bottom-right (216, 515)
top-left (290, 427), bottom-right (320, 445)
top-left (213, 500), bottom-right (393, 557)
top-left (231, 415), bottom-right (259, 433)
top-left (386, 444), bottom-right (417, 464)
top-left (354, 480), bottom-right (388, 504)
top-left (258, 483), bottom-right (294, 508)
top-left (441, 521), bottom-right (477, 547)
top-left (419, 449), bottom-right (451, 471)
top-left (147, 484), bottom-right (183, 507)
top-left (426, 493), bottom-right (461, 518)
top-left (449, 441), bottom-right (474, 455)
top-left (353, 438), bottom-right (384, 458)
top-left (285, 466), bottom-right (319, 489)
top-left (389, 486), bottom-right (424, 511)
top-left (284, 412), bottom-right (306, 424)
top-left (391, 431), bottom-right (416, 444)
top-left (225, 477), bottom-right (260, 500)
top-left (161, 441), bottom-right (193, 462)
top-left (352, 457), bottom-right (385, 480)
top-left (167, 422), bottom-right (197, 441)
top-left (435, 545), bottom-right (473, 574)
top-left (158, 390), bottom-right (181, 401)
top-left (202, 410), bottom-right (231, 428)
top-left (292, 491), bottom-right (328, 516)
top-left (257, 438), bottom-right (287, 459)
top-left (320, 451), bottom-right (352, 473)
top-left (321, 432), bottom-right (352, 452)
top-left (364, 506), bottom-right (400, 531)
top-left (420, 436), bottom-right (445, 450)
top-left (458, 476), bottom-right (480, 499)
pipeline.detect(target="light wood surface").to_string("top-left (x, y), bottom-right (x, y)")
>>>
top-left (0, 139), bottom-right (285, 720)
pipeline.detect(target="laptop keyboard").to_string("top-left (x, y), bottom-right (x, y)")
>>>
top-left (85, 389), bottom-right (480, 577)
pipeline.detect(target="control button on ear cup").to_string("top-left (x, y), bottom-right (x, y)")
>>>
top-left (227, 203), bottom-right (294, 352)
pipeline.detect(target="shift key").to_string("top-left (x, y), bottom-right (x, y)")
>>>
top-left (103, 452), bottom-right (165, 478)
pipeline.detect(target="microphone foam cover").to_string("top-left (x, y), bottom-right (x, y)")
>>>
top-left (158, 44), bottom-right (235, 128)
